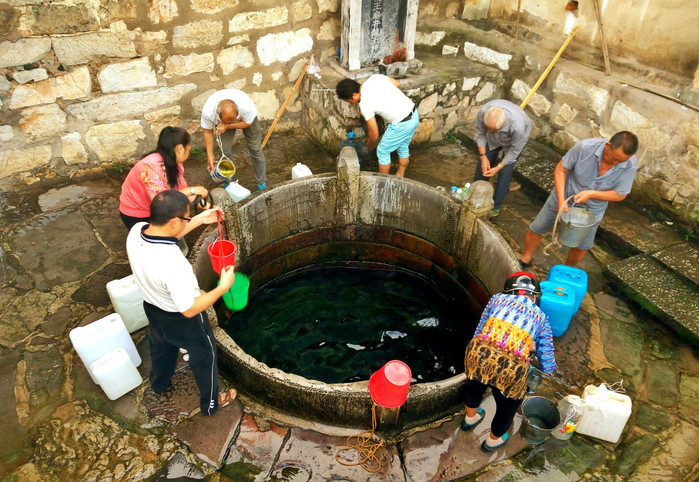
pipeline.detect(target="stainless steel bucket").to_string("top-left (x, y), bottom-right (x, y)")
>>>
top-left (521, 396), bottom-right (561, 444)
top-left (557, 207), bottom-right (596, 248)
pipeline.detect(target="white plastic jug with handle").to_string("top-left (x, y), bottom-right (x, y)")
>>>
top-left (576, 383), bottom-right (632, 443)
top-left (91, 347), bottom-right (143, 400)
top-left (69, 313), bottom-right (141, 383)
top-left (291, 163), bottom-right (313, 179)
top-left (106, 275), bottom-right (148, 333)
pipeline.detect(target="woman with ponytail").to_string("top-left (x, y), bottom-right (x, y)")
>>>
top-left (119, 126), bottom-right (209, 230)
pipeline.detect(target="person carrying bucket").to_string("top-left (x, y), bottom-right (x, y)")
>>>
top-left (460, 272), bottom-right (556, 452)
top-left (126, 190), bottom-right (238, 416)
top-left (201, 89), bottom-right (268, 191)
top-left (520, 131), bottom-right (639, 267)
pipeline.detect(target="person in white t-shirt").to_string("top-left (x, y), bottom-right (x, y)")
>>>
top-left (126, 190), bottom-right (237, 416)
top-left (201, 89), bottom-right (268, 190)
top-left (336, 75), bottom-right (419, 177)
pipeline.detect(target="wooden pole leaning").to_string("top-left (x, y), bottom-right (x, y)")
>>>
top-left (519, 26), bottom-right (579, 109)
top-left (593, 0), bottom-right (611, 76)
top-left (262, 55), bottom-right (314, 149)
top-left (514, 0), bottom-right (522, 45)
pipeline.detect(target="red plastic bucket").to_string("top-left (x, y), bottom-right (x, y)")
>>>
top-left (368, 360), bottom-right (412, 408)
top-left (207, 239), bottom-right (236, 274)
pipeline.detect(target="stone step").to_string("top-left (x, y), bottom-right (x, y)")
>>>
top-left (605, 255), bottom-right (699, 347)
top-left (651, 242), bottom-right (699, 287)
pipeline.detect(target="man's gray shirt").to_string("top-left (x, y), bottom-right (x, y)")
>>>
top-left (475, 99), bottom-right (532, 166)
top-left (556, 137), bottom-right (638, 220)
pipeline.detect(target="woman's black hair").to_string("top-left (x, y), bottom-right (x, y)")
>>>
top-left (151, 126), bottom-right (191, 189)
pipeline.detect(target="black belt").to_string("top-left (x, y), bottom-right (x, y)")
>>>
top-left (399, 110), bottom-right (414, 123)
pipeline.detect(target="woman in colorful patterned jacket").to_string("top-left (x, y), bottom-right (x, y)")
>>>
top-left (460, 272), bottom-right (556, 452)
top-left (119, 126), bottom-right (209, 230)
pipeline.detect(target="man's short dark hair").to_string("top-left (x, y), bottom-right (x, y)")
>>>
top-left (336, 78), bottom-right (360, 100)
top-left (609, 131), bottom-right (639, 156)
top-left (150, 190), bottom-right (189, 226)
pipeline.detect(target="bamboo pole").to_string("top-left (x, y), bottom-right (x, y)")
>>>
top-left (262, 55), bottom-right (314, 149)
top-left (520, 26), bottom-right (579, 109)
top-left (514, 0), bottom-right (522, 45)
top-left (593, 0), bottom-right (611, 76)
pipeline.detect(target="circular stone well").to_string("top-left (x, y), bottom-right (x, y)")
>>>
top-left (190, 150), bottom-right (519, 432)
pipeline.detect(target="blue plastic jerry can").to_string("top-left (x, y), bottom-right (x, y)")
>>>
top-left (540, 281), bottom-right (577, 337)
top-left (547, 265), bottom-right (588, 311)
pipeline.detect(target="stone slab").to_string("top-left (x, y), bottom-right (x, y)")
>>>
top-left (271, 426), bottom-right (404, 481)
top-left (401, 396), bottom-right (528, 481)
top-left (174, 398), bottom-right (244, 468)
top-left (6, 208), bottom-right (109, 291)
top-left (652, 242), bottom-right (699, 286)
top-left (142, 365), bottom-right (207, 424)
top-left (606, 255), bottom-right (699, 346)
top-left (519, 435), bottom-right (606, 477)
top-left (224, 414), bottom-right (289, 481)
top-left (37, 178), bottom-right (120, 212)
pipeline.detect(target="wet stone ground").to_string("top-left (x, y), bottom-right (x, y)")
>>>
top-left (0, 130), bottom-right (698, 481)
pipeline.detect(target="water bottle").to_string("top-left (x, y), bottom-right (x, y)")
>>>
top-left (338, 132), bottom-right (363, 167)
top-left (451, 186), bottom-right (459, 198)
top-left (460, 183), bottom-right (471, 200)
top-left (552, 395), bottom-right (586, 440)
top-left (526, 366), bottom-right (543, 394)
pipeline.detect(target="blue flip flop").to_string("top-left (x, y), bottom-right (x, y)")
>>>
top-left (460, 408), bottom-right (485, 431)
top-left (481, 432), bottom-right (509, 452)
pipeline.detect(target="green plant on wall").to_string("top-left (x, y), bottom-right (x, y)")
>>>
top-left (442, 130), bottom-right (458, 144)
top-left (112, 160), bottom-right (126, 173)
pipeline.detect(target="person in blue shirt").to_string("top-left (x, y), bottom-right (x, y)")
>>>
top-left (520, 131), bottom-right (638, 267)
top-left (460, 272), bottom-right (556, 452)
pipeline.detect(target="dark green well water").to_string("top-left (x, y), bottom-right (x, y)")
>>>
top-left (222, 266), bottom-right (479, 384)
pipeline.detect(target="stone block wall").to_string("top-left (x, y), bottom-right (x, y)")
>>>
top-left (0, 0), bottom-right (342, 186)
top-left (301, 59), bottom-right (503, 155)
top-left (414, 1), bottom-right (699, 225)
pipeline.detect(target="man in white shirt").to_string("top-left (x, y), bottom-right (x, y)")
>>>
top-left (336, 75), bottom-right (419, 177)
top-left (126, 190), bottom-right (237, 415)
top-left (201, 89), bottom-right (267, 190)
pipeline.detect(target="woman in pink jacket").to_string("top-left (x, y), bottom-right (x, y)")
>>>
top-left (119, 126), bottom-right (209, 230)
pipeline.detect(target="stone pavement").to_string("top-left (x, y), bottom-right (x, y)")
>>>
top-left (1, 132), bottom-right (698, 481)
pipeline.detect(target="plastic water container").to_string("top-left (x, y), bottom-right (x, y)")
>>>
top-left (291, 163), bottom-right (313, 179)
top-left (338, 132), bottom-right (364, 166)
top-left (540, 280), bottom-right (577, 337)
top-left (90, 347), bottom-right (143, 400)
top-left (69, 313), bottom-right (142, 383)
top-left (576, 384), bottom-right (632, 443)
top-left (225, 181), bottom-right (251, 202)
top-left (552, 394), bottom-right (586, 440)
top-left (547, 265), bottom-right (587, 310)
top-left (106, 275), bottom-right (148, 333)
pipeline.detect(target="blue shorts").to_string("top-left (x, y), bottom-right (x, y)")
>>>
top-left (376, 110), bottom-right (419, 166)
top-left (529, 193), bottom-right (601, 250)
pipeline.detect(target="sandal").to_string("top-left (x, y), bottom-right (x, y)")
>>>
top-left (519, 259), bottom-right (533, 269)
top-left (460, 408), bottom-right (485, 431)
top-left (217, 388), bottom-right (237, 409)
top-left (481, 432), bottom-right (509, 452)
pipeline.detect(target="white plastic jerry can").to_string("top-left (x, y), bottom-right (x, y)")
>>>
top-left (225, 181), bottom-right (251, 202)
top-left (291, 163), bottom-right (313, 179)
top-left (106, 274), bottom-right (149, 333)
top-left (69, 313), bottom-right (142, 384)
top-left (576, 384), bottom-right (632, 443)
top-left (90, 347), bottom-right (143, 400)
